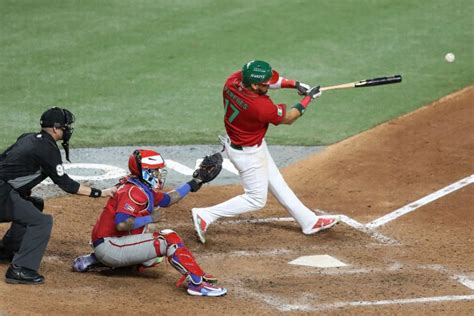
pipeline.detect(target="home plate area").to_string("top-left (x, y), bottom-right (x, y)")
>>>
top-left (289, 254), bottom-right (348, 268)
top-left (216, 236), bottom-right (474, 312)
top-left (194, 203), bottom-right (474, 313)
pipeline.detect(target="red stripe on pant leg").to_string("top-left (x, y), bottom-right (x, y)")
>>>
top-left (108, 238), bottom-right (155, 248)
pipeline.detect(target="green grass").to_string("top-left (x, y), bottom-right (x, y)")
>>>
top-left (1, 0), bottom-right (473, 149)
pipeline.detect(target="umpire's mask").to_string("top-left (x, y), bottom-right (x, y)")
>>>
top-left (40, 107), bottom-right (76, 162)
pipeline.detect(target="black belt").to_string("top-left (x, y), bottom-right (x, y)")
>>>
top-left (230, 143), bottom-right (243, 150)
top-left (92, 238), bottom-right (105, 248)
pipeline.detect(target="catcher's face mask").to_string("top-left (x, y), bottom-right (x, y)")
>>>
top-left (142, 168), bottom-right (168, 190)
top-left (130, 149), bottom-right (167, 189)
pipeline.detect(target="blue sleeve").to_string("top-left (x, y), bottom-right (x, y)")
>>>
top-left (132, 216), bottom-right (153, 229)
top-left (176, 183), bottom-right (191, 197)
top-left (115, 212), bottom-right (131, 225)
top-left (158, 193), bottom-right (171, 207)
top-left (115, 212), bottom-right (152, 229)
top-left (158, 183), bottom-right (191, 207)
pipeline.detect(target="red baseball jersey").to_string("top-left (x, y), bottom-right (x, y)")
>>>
top-left (223, 71), bottom-right (286, 146)
top-left (91, 180), bottom-right (165, 241)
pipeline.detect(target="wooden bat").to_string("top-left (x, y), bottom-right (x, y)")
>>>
top-left (320, 75), bottom-right (402, 92)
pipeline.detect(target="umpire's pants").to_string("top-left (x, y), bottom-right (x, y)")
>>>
top-left (0, 180), bottom-right (52, 271)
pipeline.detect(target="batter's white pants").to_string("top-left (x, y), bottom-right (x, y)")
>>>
top-left (196, 137), bottom-right (319, 234)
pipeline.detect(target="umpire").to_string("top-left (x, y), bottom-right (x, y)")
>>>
top-left (0, 107), bottom-right (116, 285)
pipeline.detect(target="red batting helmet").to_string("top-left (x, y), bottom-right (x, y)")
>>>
top-left (128, 149), bottom-right (167, 189)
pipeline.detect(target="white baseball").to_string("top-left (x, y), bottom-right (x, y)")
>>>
top-left (445, 53), bottom-right (455, 63)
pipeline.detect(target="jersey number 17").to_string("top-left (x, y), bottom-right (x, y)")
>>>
top-left (224, 98), bottom-right (240, 123)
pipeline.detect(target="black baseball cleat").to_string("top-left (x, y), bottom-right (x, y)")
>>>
top-left (5, 264), bottom-right (44, 285)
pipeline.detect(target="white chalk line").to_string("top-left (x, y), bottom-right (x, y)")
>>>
top-left (228, 261), bottom-right (474, 312)
top-left (238, 174), bottom-right (473, 243)
top-left (455, 275), bottom-right (474, 290)
top-left (236, 284), bottom-right (474, 312)
top-left (420, 264), bottom-right (474, 291)
top-left (338, 215), bottom-right (399, 244)
top-left (366, 174), bottom-right (474, 229)
top-left (39, 163), bottom-right (127, 185)
top-left (313, 295), bottom-right (474, 311)
top-left (200, 248), bottom-right (292, 258)
top-left (224, 215), bottom-right (397, 244)
top-left (231, 280), bottom-right (317, 312)
top-left (38, 159), bottom-right (239, 185)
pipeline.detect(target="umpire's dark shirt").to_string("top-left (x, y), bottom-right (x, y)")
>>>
top-left (0, 131), bottom-right (80, 195)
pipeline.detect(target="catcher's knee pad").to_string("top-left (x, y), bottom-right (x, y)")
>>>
top-left (158, 229), bottom-right (204, 278)
top-left (156, 229), bottom-right (182, 256)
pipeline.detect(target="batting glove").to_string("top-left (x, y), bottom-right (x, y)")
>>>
top-left (307, 86), bottom-right (322, 99)
top-left (295, 81), bottom-right (311, 95)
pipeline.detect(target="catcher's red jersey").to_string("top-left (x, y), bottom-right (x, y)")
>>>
top-left (91, 181), bottom-right (164, 241)
top-left (223, 71), bottom-right (286, 146)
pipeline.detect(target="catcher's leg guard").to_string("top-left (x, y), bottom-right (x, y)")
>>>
top-left (157, 229), bottom-right (205, 284)
top-left (157, 229), bottom-right (227, 297)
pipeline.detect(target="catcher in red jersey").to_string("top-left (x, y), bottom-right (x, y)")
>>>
top-left (72, 149), bottom-right (226, 297)
top-left (192, 60), bottom-right (338, 244)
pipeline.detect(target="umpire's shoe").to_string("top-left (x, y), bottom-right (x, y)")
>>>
top-left (5, 264), bottom-right (44, 285)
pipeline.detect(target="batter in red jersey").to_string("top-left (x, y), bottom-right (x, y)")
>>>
top-left (73, 149), bottom-right (227, 297)
top-left (192, 60), bottom-right (338, 243)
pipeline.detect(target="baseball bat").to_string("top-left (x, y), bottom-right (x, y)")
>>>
top-left (320, 75), bottom-right (402, 92)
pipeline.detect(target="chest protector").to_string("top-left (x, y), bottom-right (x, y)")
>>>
top-left (126, 176), bottom-right (155, 213)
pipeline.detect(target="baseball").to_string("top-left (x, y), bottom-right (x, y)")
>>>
top-left (445, 53), bottom-right (455, 63)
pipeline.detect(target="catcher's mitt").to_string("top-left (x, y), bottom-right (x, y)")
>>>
top-left (193, 152), bottom-right (223, 184)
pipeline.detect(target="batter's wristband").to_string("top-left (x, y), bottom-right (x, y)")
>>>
top-left (291, 103), bottom-right (306, 115)
top-left (89, 187), bottom-right (102, 198)
top-left (281, 78), bottom-right (296, 88)
top-left (300, 96), bottom-right (312, 107)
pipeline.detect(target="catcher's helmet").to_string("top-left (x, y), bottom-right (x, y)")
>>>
top-left (128, 149), bottom-right (167, 189)
top-left (241, 60), bottom-right (279, 87)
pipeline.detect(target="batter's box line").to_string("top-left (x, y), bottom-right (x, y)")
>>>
top-left (221, 212), bottom-right (399, 245)
top-left (232, 280), bottom-right (474, 312)
top-left (420, 264), bottom-right (474, 291)
top-left (366, 174), bottom-right (474, 229)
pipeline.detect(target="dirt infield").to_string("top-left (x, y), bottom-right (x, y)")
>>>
top-left (1, 87), bottom-right (473, 315)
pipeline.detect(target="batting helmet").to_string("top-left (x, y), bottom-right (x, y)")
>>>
top-left (241, 60), bottom-right (279, 87)
top-left (128, 149), bottom-right (167, 189)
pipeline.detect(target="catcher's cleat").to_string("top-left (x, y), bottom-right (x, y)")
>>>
top-left (192, 208), bottom-right (208, 244)
top-left (187, 281), bottom-right (227, 297)
top-left (72, 253), bottom-right (106, 272)
top-left (305, 217), bottom-right (339, 235)
top-left (203, 273), bottom-right (218, 284)
top-left (176, 273), bottom-right (218, 288)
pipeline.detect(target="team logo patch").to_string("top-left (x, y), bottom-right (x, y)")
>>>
top-left (124, 203), bottom-right (135, 212)
top-left (56, 164), bottom-right (65, 176)
top-left (277, 108), bottom-right (283, 117)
